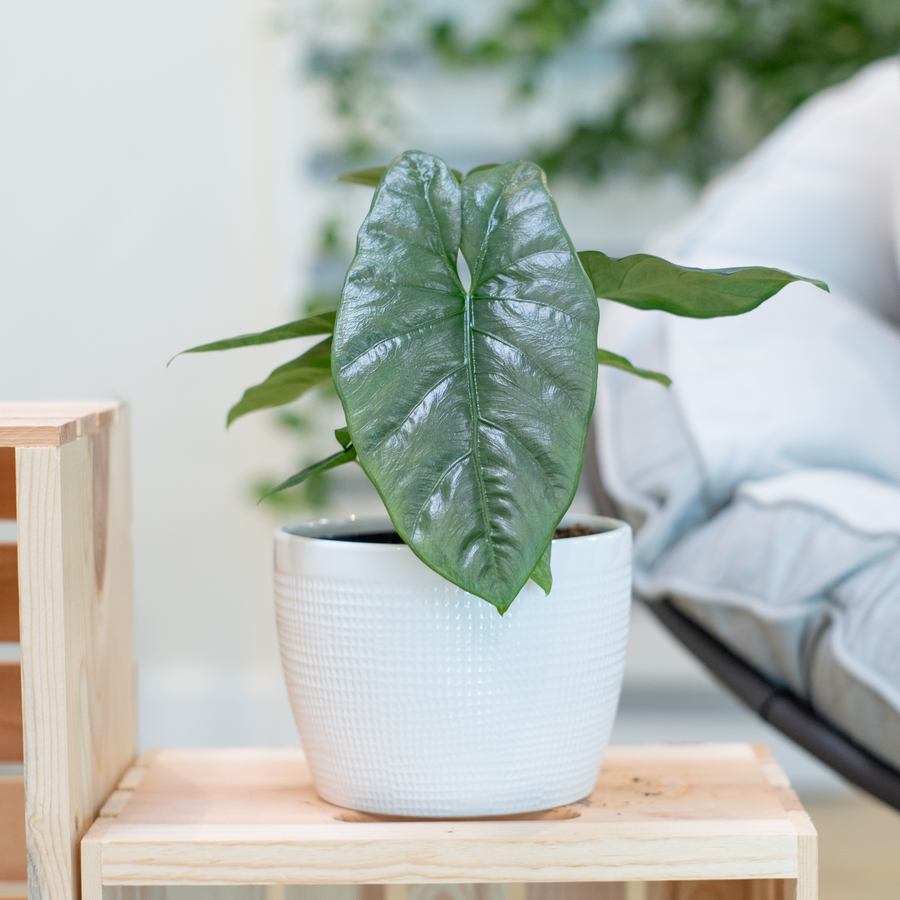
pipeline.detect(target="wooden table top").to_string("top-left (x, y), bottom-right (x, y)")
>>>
top-left (82, 743), bottom-right (817, 888)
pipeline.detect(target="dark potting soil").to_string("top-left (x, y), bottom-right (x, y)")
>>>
top-left (329, 524), bottom-right (599, 543)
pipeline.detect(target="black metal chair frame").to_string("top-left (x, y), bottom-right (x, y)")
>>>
top-left (583, 426), bottom-right (900, 812)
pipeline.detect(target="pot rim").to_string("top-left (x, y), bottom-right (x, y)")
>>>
top-left (277, 512), bottom-right (628, 547)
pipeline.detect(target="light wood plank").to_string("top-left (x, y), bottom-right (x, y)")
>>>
top-left (92, 825), bottom-right (798, 885)
top-left (0, 447), bottom-right (15, 518)
top-left (0, 661), bottom-right (23, 762)
top-left (751, 748), bottom-right (816, 900)
top-left (0, 882), bottom-right (28, 900)
top-left (17, 404), bottom-right (137, 900)
top-left (86, 745), bottom-right (809, 887)
top-left (116, 766), bottom-right (148, 792)
top-left (0, 420), bottom-right (79, 448)
top-left (0, 776), bottom-right (26, 882)
top-left (99, 792), bottom-right (134, 819)
top-left (0, 404), bottom-right (118, 449)
top-left (0, 543), bottom-right (19, 642)
top-left (81, 817), bottom-right (114, 900)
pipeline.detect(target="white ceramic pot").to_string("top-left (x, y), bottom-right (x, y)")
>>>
top-left (274, 514), bottom-right (632, 817)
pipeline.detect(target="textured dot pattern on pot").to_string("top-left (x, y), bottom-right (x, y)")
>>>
top-left (274, 514), bottom-right (632, 818)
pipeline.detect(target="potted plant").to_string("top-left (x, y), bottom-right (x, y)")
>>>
top-left (176, 150), bottom-right (826, 817)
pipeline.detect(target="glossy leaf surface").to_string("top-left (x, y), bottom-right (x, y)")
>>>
top-left (333, 151), bottom-right (599, 611)
top-left (579, 251), bottom-right (828, 318)
top-left (597, 348), bottom-right (671, 387)
top-left (228, 338), bottom-right (333, 426)
top-left (172, 311), bottom-right (335, 363)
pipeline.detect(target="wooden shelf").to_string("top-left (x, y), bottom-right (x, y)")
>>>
top-left (82, 743), bottom-right (816, 900)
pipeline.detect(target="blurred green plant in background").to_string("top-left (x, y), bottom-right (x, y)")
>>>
top-left (306, 0), bottom-right (900, 180)
top-left (261, 0), bottom-right (900, 514)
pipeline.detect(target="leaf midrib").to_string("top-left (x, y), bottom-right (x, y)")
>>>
top-left (462, 179), bottom-right (511, 591)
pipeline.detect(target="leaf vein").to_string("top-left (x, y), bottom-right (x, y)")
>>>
top-left (470, 328), bottom-right (583, 411)
top-left (368, 363), bottom-right (468, 452)
top-left (342, 311), bottom-right (464, 370)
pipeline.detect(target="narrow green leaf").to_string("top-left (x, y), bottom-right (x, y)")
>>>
top-left (337, 167), bottom-right (386, 187)
top-left (339, 164), bottom-right (465, 186)
top-left (579, 251), bottom-right (829, 318)
top-left (530, 543), bottom-right (553, 595)
top-left (258, 443), bottom-right (357, 501)
top-left (334, 425), bottom-right (352, 449)
top-left (333, 151), bottom-right (599, 612)
top-left (466, 163), bottom-right (500, 176)
top-left (597, 348), bottom-right (672, 387)
top-left (227, 337), bottom-right (333, 425)
top-left (171, 311), bottom-right (336, 364)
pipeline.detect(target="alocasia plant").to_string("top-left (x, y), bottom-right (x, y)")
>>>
top-left (176, 150), bottom-right (827, 613)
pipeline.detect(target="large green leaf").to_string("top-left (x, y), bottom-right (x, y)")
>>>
top-left (228, 337), bottom-right (333, 425)
top-left (333, 151), bottom-right (599, 612)
top-left (579, 251), bottom-right (829, 318)
top-left (171, 311), bottom-right (335, 363)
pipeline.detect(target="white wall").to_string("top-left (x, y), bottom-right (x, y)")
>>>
top-left (0, 1), bottom-right (855, 795)
top-left (0, 0), bottom-right (301, 746)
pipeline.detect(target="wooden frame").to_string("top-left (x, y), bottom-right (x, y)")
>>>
top-left (0, 403), bottom-right (137, 900)
top-left (82, 743), bottom-right (816, 900)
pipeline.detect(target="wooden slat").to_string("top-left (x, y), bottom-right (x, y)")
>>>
top-left (0, 662), bottom-right (23, 762)
top-left (751, 746), bottom-right (816, 900)
top-left (0, 419), bottom-right (79, 448)
top-left (18, 402), bottom-right (137, 900)
top-left (0, 544), bottom-right (19, 642)
top-left (0, 776), bottom-right (26, 882)
top-left (0, 404), bottom-right (118, 448)
top-left (0, 447), bottom-right (14, 518)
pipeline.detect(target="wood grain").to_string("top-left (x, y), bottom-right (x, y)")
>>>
top-left (751, 746), bottom-right (816, 900)
top-left (0, 544), bottom-right (18, 642)
top-left (0, 776), bottom-right (26, 882)
top-left (0, 420), bottom-right (79, 448)
top-left (16, 403), bottom-right (137, 900)
top-left (0, 447), bottom-right (15, 518)
top-left (82, 745), bottom-right (812, 893)
top-left (0, 661), bottom-right (23, 761)
top-left (0, 404), bottom-right (118, 449)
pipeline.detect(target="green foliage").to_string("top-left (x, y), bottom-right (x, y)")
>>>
top-left (180, 151), bottom-right (827, 611)
top-left (332, 152), bottom-right (600, 612)
top-left (596, 348), bottom-right (671, 387)
top-left (309, 0), bottom-right (900, 182)
top-left (227, 337), bottom-right (334, 425)
top-left (579, 251), bottom-right (828, 317)
top-left (258, 427), bottom-right (358, 502)
top-left (173, 312), bottom-right (336, 361)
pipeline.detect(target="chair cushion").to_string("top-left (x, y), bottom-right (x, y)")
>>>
top-left (595, 57), bottom-right (900, 770)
